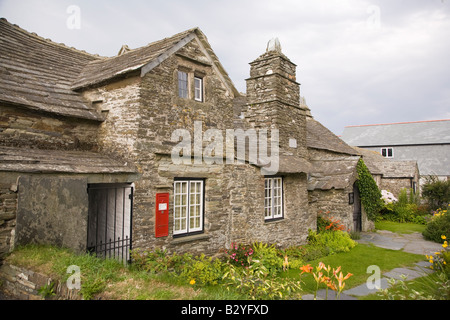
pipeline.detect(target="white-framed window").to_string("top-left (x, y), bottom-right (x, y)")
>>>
top-left (178, 71), bottom-right (188, 98)
top-left (194, 76), bottom-right (203, 102)
top-left (381, 147), bottom-right (394, 158)
top-left (264, 177), bottom-right (283, 221)
top-left (173, 179), bottom-right (204, 236)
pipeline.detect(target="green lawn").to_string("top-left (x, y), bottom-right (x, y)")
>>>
top-left (375, 220), bottom-right (426, 234)
top-left (280, 243), bottom-right (425, 296)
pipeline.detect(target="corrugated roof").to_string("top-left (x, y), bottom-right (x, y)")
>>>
top-left (0, 18), bottom-right (104, 121)
top-left (341, 119), bottom-right (450, 146)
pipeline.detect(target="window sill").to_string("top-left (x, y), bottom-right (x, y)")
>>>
top-left (172, 233), bottom-right (210, 244)
top-left (264, 217), bottom-right (284, 224)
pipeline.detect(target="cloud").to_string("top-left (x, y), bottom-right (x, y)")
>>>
top-left (1, 0), bottom-right (449, 134)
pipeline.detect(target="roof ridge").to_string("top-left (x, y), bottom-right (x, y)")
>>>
top-left (0, 17), bottom-right (103, 59)
top-left (345, 118), bottom-right (450, 128)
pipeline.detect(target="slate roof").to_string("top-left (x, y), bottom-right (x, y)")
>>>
top-left (306, 117), bottom-right (358, 156)
top-left (0, 19), bottom-right (238, 121)
top-left (71, 28), bottom-right (197, 90)
top-left (0, 146), bottom-right (137, 174)
top-left (307, 156), bottom-right (360, 191)
top-left (371, 160), bottom-right (418, 178)
top-left (71, 27), bottom-right (239, 96)
top-left (0, 18), bottom-right (103, 121)
top-left (341, 119), bottom-right (450, 147)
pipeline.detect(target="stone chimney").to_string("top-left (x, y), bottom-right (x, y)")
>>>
top-left (245, 38), bottom-right (307, 158)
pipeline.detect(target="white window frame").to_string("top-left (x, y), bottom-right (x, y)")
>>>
top-left (381, 147), bottom-right (394, 158)
top-left (194, 76), bottom-right (203, 102)
top-left (178, 71), bottom-right (188, 99)
top-left (173, 179), bottom-right (204, 236)
top-left (264, 177), bottom-right (283, 221)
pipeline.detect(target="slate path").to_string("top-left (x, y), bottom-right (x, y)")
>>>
top-left (303, 230), bottom-right (442, 300)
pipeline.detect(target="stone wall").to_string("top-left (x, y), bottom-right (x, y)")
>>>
top-left (0, 104), bottom-right (100, 151)
top-left (0, 263), bottom-right (80, 300)
top-left (0, 172), bottom-right (17, 261)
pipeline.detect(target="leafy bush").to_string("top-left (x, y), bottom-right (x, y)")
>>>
top-left (423, 207), bottom-right (450, 243)
top-left (356, 158), bottom-right (383, 221)
top-left (317, 212), bottom-right (347, 233)
top-left (315, 230), bottom-right (356, 254)
top-left (222, 260), bottom-right (302, 300)
top-left (422, 176), bottom-right (450, 210)
top-left (225, 243), bottom-right (253, 267)
top-left (380, 188), bottom-right (429, 224)
top-left (179, 254), bottom-right (225, 286)
top-left (251, 242), bottom-right (284, 274)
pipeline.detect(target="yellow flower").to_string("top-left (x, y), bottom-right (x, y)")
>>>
top-left (189, 279), bottom-right (196, 285)
top-left (443, 241), bottom-right (448, 249)
top-left (442, 235), bottom-right (447, 240)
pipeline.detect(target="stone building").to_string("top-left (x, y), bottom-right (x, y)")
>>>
top-left (341, 120), bottom-right (448, 184)
top-left (354, 147), bottom-right (420, 198)
top-left (0, 19), bottom-right (372, 262)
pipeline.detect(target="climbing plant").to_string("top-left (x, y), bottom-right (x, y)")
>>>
top-left (356, 158), bottom-right (383, 221)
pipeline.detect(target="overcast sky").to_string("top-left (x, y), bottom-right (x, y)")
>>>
top-left (1, 0), bottom-right (449, 134)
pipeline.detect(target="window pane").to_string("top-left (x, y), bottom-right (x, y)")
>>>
top-left (194, 77), bottom-right (203, 101)
top-left (178, 71), bottom-right (188, 98)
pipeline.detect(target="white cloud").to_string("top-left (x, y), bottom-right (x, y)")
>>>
top-left (1, 0), bottom-right (449, 133)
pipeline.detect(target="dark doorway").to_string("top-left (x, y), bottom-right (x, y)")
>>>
top-left (87, 183), bottom-right (133, 263)
top-left (353, 183), bottom-right (362, 232)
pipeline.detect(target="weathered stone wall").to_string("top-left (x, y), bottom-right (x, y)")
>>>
top-left (0, 172), bottom-right (18, 261)
top-left (0, 104), bottom-right (100, 151)
top-left (245, 51), bottom-right (307, 159)
top-left (380, 177), bottom-right (415, 198)
top-left (0, 263), bottom-right (80, 300)
top-left (15, 176), bottom-right (89, 253)
top-left (81, 76), bottom-right (142, 160)
top-left (308, 188), bottom-right (354, 231)
top-left (125, 38), bottom-right (237, 255)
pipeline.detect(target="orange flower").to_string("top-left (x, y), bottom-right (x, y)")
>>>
top-left (300, 264), bottom-right (313, 274)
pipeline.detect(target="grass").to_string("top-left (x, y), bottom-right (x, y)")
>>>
top-left (375, 220), bottom-right (426, 234)
top-left (3, 240), bottom-right (429, 300)
top-left (281, 243), bottom-right (425, 295)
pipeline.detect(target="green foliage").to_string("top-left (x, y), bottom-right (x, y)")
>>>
top-left (309, 230), bottom-right (356, 254)
top-left (421, 176), bottom-right (450, 210)
top-left (37, 281), bottom-right (56, 299)
top-left (356, 158), bottom-right (383, 221)
top-left (225, 243), bottom-right (253, 267)
top-left (179, 254), bottom-right (225, 286)
top-left (380, 188), bottom-right (430, 224)
top-left (317, 212), bottom-right (347, 233)
top-left (251, 242), bottom-right (284, 274)
top-left (422, 207), bottom-right (450, 243)
top-left (222, 260), bottom-right (302, 300)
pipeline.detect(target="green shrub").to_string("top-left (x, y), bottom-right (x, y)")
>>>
top-left (251, 242), bottom-right (284, 274)
top-left (315, 230), bottom-right (356, 254)
top-left (422, 176), bottom-right (450, 210)
top-left (356, 158), bottom-right (383, 221)
top-left (225, 243), bottom-right (253, 267)
top-left (423, 207), bottom-right (450, 243)
top-left (179, 254), bottom-right (225, 286)
top-left (222, 260), bottom-right (302, 300)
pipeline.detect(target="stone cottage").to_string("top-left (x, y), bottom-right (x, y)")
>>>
top-left (0, 19), bottom-right (371, 262)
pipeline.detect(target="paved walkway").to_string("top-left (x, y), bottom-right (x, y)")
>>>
top-left (303, 230), bottom-right (442, 300)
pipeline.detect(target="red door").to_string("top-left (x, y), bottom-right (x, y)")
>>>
top-left (155, 193), bottom-right (169, 238)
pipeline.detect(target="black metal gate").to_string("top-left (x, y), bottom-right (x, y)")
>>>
top-left (87, 183), bottom-right (133, 264)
